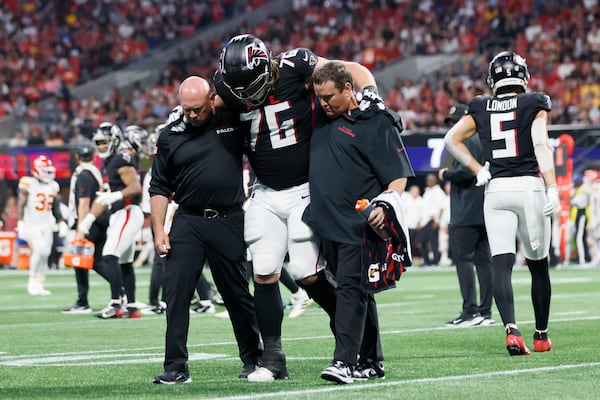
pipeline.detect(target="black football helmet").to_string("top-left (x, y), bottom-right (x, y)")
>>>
top-left (93, 122), bottom-right (122, 159)
top-left (487, 51), bottom-right (530, 94)
top-left (219, 34), bottom-right (272, 106)
top-left (122, 125), bottom-right (150, 157)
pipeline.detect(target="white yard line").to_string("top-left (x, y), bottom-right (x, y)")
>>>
top-left (202, 362), bottom-right (600, 400)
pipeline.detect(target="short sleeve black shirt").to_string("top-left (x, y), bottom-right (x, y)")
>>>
top-left (149, 108), bottom-right (245, 209)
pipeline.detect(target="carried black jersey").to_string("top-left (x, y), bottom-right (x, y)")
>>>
top-left (149, 107), bottom-right (245, 209)
top-left (469, 92), bottom-right (551, 179)
top-left (101, 150), bottom-right (141, 212)
top-left (214, 48), bottom-right (320, 190)
top-left (307, 106), bottom-right (415, 245)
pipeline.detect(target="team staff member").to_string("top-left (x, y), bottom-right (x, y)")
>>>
top-left (63, 144), bottom-right (110, 314)
top-left (439, 104), bottom-right (494, 327)
top-left (215, 34), bottom-right (376, 382)
top-left (307, 61), bottom-right (415, 384)
top-left (444, 51), bottom-right (557, 355)
top-left (150, 76), bottom-right (261, 385)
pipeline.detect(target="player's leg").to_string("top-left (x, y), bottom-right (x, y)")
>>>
top-left (26, 225), bottom-right (53, 295)
top-left (244, 186), bottom-right (289, 381)
top-left (485, 192), bottom-right (519, 324)
top-left (286, 183), bottom-right (337, 326)
top-left (518, 190), bottom-right (552, 352)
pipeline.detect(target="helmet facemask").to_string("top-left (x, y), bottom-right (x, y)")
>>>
top-left (93, 122), bottom-right (121, 159)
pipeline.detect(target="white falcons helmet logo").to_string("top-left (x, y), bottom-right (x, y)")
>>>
top-left (245, 43), bottom-right (269, 70)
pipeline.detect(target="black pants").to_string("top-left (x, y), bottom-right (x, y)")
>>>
top-left (74, 222), bottom-right (109, 307)
top-left (419, 220), bottom-right (440, 265)
top-left (572, 208), bottom-right (591, 263)
top-left (162, 209), bottom-right (261, 373)
top-left (148, 254), bottom-right (165, 306)
top-left (321, 239), bottom-right (382, 366)
top-left (449, 224), bottom-right (493, 317)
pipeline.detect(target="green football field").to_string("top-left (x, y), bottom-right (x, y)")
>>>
top-left (0, 264), bottom-right (598, 399)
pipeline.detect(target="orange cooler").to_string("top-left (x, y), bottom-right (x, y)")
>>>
top-left (63, 239), bottom-right (95, 269)
top-left (0, 232), bottom-right (16, 265)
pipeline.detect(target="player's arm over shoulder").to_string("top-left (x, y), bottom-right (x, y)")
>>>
top-left (312, 54), bottom-right (375, 90)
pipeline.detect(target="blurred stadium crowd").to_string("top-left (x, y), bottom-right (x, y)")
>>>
top-left (0, 0), bottom-right (598, 146)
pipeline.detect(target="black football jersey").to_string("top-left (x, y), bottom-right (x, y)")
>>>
top-left (215, 48), bottom-right (320, 190)
top-left (469, 92), bottom-right (551, 178)
top-left (101, 150), bottom-right (141, 211)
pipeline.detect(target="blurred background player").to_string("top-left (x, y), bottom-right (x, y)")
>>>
top-left (444, 51), bottom-right (557, 356)
top-left (17, 155), bottom-right (66, 295)
top-left (63, 143), bottom-right (112, 314)
top-left (439, 103), bottom-right (494, 327)
top-left (78, 123), bottom-right (145, 318)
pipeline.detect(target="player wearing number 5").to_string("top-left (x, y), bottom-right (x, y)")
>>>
top-left (213, 34), bottom-right (378, 381)
top-left (444, 51), bottom-right (558, 356)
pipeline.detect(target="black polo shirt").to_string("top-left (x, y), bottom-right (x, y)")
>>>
top-left (306, 106), bottom-right (414, 245)
top-left (149, 108), bottom-right (245, 210)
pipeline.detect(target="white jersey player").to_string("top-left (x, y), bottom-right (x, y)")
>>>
top-left (17, 155), bottom-right (60, 295)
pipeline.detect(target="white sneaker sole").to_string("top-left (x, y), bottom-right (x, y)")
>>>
top-left (247, 367), bottom-right (275, 382)
top-left (320, 369), bottom-right (353, 384)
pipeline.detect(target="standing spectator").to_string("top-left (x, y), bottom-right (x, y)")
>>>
top-left (307, 61), bottom-right (415, 384)
top-left (77, 123), bottom-right (145, 319)
top-left (418, 173), bottom-right (447, 266)
top-left (62, 143), bottom-right (111, 314)
top-left (569, 174), bottom-right (591, 264)
top-left (438, 103), bottom-right (494, 327)
top-left (8, 130), bottom-right (28, 147)
top-left (17, 155), bottom-right (62, 295)
top-left (1, 190), bottom-right (19, 233)
top-left (45, 126), bottom-right (65, 147)
top-left (215, 34), bottom-right (376, 382)
top-left (149, 76), bottom-right (261, 384)
top-left (444, 51), bottom-right (558, 355)
top-left (27, 127), bottom-right (45, 146)
top-left (400, 184), bottom-right (425, 262)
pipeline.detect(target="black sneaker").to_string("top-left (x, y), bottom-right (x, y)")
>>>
top-left (321, 360), bottom-right (354, 384)
top-left (62, 304), bottom-right (92, 314)
top-left (238, 361), bottom-right (257, 379)
top-left (446, 313), bottom-right (484, 327)
top-left (353, 360), bottom-right (385, 380)
top-left (153, 370), bottom-right (192, 385)
top-left (189, 299), bottom-right (215, 314)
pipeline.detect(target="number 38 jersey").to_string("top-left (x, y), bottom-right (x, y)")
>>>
top-left (18, 176), bottom-right (60, 225)
top-left (469, 92), bottom-right (551, 179)
top-left (214, 48), bottom-right (319, 190)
